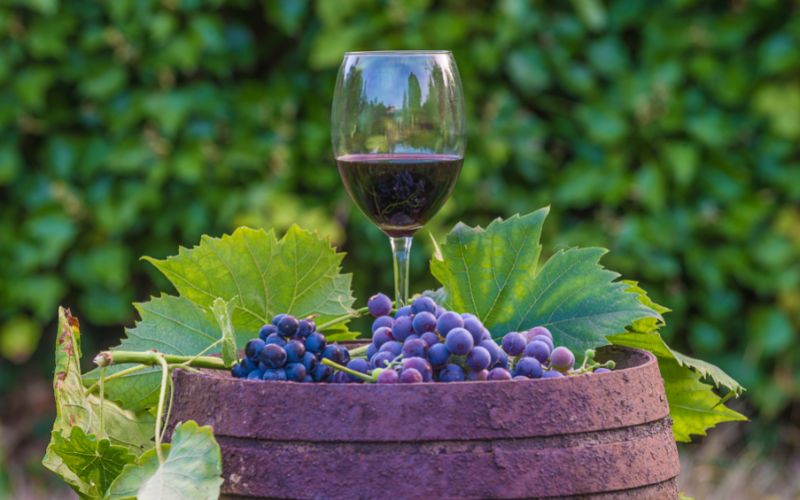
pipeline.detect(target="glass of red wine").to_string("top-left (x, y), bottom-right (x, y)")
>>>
top-left (332, 51), bottom-right (466, 307)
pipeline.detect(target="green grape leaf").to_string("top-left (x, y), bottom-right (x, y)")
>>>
top-left (431, 209), bottom-right (659, 353)
top-left (659, 358), bottom-right (747, 442)
top-left (143, 225), bottom-right (356, 337)
top-left (83, 295), bottom-right (223, 412)
top-left (106, 421), bottom-right (223, 500)
top-left (51, 427), bottom-right (136, 498)
top-left (43, 308), bottom-right (154, 497)
top-left (211, 297), bottom-right (238, 368)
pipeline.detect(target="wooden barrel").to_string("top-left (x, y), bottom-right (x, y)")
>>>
top-left (169, 346), bottom-right (679, 499)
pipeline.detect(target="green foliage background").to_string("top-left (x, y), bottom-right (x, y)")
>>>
top-left (1, 0), bottom-right (798, 448)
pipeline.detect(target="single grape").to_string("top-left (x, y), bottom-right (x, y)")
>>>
top-left (530, 335), bottom-right (554, 351)
top-left (593, 367), bottom-right (611, 374)
top-left (392, 315), bottom-right (414, 341)
top-left (264, 333), bottom-right (287, 347)
top-left (277, 315), bottom-right (299, 337)
top-left (402, 338), bottom-right (428, 358)
top-left (366, 343), bottom-right (377, 359)
top-left (285, 340), bottom-right (306, 364)
top-left (371, 315), bottom-right (394, 333)
top-left (297, 319), bottom-right (316, 338)
top-left (466, 346), bottom-right (491, 371)
top-left (332, 371), bottom-right (349, 383)
top-left (550, 346), bottom-right (575, 372)
top-left (478, 339), bottom-right (500, 366)
top-left (462, 316), bottom-right (485, 343)
top-left (379, 340), bottom-right (403, 357)
top-left (259, 344), bottom-right (287, 369)
top-left (527, 326), bottom-right (553, 341)
top-left (405, 334), bottom-right (420, 342)
top-left (399, 368), bottom-right (424, 383)
top-left (436, 311), bottom-right (464, 336)
top-left (303, 375), bottom-right (313, 383)
top-left (261, 368), bottom-right (280, 381)
top-left (412, 311), bottom-right (437, 334)
top-left (438, 364), bottom-right (465, 382)
top-left (487, 367), bottom-right (512, 381)
top-left (403, 357), bottom-right (433, 381)
top-left (394, 305), bottom-right (413, 318)
top-left (445, 327), bottom-right (474, 356)
top-left (271, 313), bottom-right (287, 326)
top-left (245, 339), bottom-right (266, 361)
top-left (346, 358), bottom-right (370, 382)
top-left (524, 340), bottom-right (551, 364)
top-left (368, 293), bottom-right (393, 317)
top-left (313, 364), bottom-right (334, 382)
top-left (377, 369), bottom-right (399, 384)
top-left (322, 344), bottom-right (350, 365)
top-left (247, 369), bottom-right (264, 380)
top-left (411, 296), bottom-right (437, 314)
top-left (304, 332), bottom-right (327, 354)
top-left (275, 369), bottom-right (288, 381)
top-left (501, 332), bottom-right (526, 356)
top-left (370, 351), bottom-right (395, 369)
top-left (285, 362), bottom-right (306, 382)
top-left (241, 357), bottom-right (258, 372)
top-left (514, 357), bottom-right (543, 378)
top-left (231, 362), bottom-right (249, 378)
top-left (542, 370), bottom-right (564, 379)
top-left (372, 326), bottom-right (394, 348)
top-left (495, 351), bottom-right (509, 369)
top-left (434, 305), bottom-right (446, 318)
top-left (420, 331), bottom-right (440, 347)
top-left (467, 369), bottom-right (489, 381)
top-left (259, 324), bottom-right (278, 341)
top-left (301, 351), bottom-right (318, 373)
top-left (427, 343), bottom-right (450, 367)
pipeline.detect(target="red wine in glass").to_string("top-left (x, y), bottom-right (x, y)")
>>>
top-left (336, 153), bottom-right (463, 237)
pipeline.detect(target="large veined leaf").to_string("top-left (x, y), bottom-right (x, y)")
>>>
top-left (143, 225), bottom-right (356, 335)
top-left (106, 421), bottom-right (223, 500)
top-left (431, 210), bottom-right (659, 353)
top-left (42, 308), bottom-right (154, 497)
top-left (50, 427), bottom-right (136, 498)
top-left (83, 295), bottom-right (222, 412)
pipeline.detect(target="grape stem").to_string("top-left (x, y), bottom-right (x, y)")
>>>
top-left (316, 306), bottom-right (370, 332)
top-left (320, 358), bottom-right (375, 383)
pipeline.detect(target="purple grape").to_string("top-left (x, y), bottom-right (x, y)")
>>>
top-left (366, 343), bottom-right (377, 359)
top-left (524, 340), bottom-right (551, 364)
top-left (530, 335), bottom-right (554, 351)
top-left (434, 305), bottom-right (446, 318)
top-left (392, 315), bottom-right (414, 342)
top-left (231, 363), bottom-right (249, 378)
top-left (405, 334), bottom-right (420, 342)
top-left (412, 311), bottom-right (437, 334)
top-left (394, 305), bottom-right (413, 318)
top-left (372, 326), bottom-right (394, 348)
top-left (436, 311), bottom-right (464, 336)
top-left (594, 367), bottom-right (611, 374)
top-left (403, 357), bottom-right (433, 381)
top-left (420, 331), bottom-right (440, 347)
top-left (261, 368), bottom-right (281, 381)
top-left (550, 346), bottom-right (575, 372)
top-left (241, 357), bottom-right (258, 372)
top-left (245, 339), bottom-right (266, 361)
top-left (370, 351), bottom-right (395, 369)
top-left (346, 358), bottom-right (370, 382)
top-left (247, 369), bottom-right (264, 380)
top-left (296, 319), bottom-right (316, 338)
top-left (303, 375), bottom-right (313, 383)
top-left (277, 315), bottom-right (299, 337)
top-left (304, 332), bottom-right (326, 354)
top-left (259, 344), bottom-right (287, 369)
top-left (542, 370), bottom-right (564, 379)
top-left (466, 346), bottom-right (491, 371)
top-left (301, 352), bottom-right (318, 373)
top-left (479, 339), bottom-right (500, 365)
top-left (487, 367), bottom-right (512, 381)
top-left (399, 368), bottom-right (423, 383)
top-left (371, 315), bottom-right (395, 333)
top-left (402, 338), bottom-right (428, 358)
top-left (265, 333), bottom-right (286, 347)
top-left (445, 328), bottom-right (474, 356)
top-left (427, 343), bottom-right (450, 367)
top-left (438, 364), bottom-right (465, 382)
top-left (411, 296), bottom-right (437, 314)
top-left (480, 328), bottom-right (492, 341)
top-left (313, 364), bottom-right (334, 382)
top-left (527, 326), bottom-right (553, 341)
top-left (501, 332), bottom-right (527, 356)
top-left (368, 293), bottom-right (393, 317)
top-left (377, 369), bottom-right (399, 384)
top-left (467, 369), bottom-right (489, 381)
top-left (495, 350), bottom-right (509, 369)
top-left (284, 340), bottom-right (306, 364)
top-left (332, 371), bottom-right (349, 383)
top-left (513, 375), bottom-right (529, 381)
top-left (462, 315), bottom-right (484, 343)
top-left (271, 313), bottom-right (287, 326)
top-left (285, 362), bottom-right (306, 382)
top-left (258, 324), bottom-right (278, 341)
top-left (379, 340), bottom-right (403, 356)
top-left (514, 357), bottom-right (543, 378)
top-left (322, 344), bottom-right (350, 365)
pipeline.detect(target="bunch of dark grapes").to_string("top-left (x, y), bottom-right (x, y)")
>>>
top-left (230, 313), bottom-right (351, 383)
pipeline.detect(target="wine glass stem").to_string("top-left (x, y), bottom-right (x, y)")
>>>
top-left (390, 236), bottom-right (413, 307)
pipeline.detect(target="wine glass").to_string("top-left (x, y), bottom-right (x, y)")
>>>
top-left (331, 51), bottom-right (466, 307)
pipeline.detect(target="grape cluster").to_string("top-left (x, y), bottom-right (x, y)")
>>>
top-left (230, 313), bottom-right (350, 383)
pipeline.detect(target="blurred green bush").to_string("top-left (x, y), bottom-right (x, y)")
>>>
top-left (1, 0), bottom-right (798, 422)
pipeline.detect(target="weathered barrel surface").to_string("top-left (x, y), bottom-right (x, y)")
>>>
top-left (169, 346), bottom-right (679, 499)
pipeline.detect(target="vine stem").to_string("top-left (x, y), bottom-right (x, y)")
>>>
top-left (98, 365), bottom-right (106, 439)
top-left (154, 354), bottom-right (169, 465)
top-left (94, 350), bottom-right (226, 370)
top-left (321, 358), bottom-right (374, 383)
top-left (316, 306), bottom-right (369, 332)
top-left (84, 364), bottom-right (148, 396)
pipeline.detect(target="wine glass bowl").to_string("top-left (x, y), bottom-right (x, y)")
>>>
top-left (331, 51), bottom-right (466, 306)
